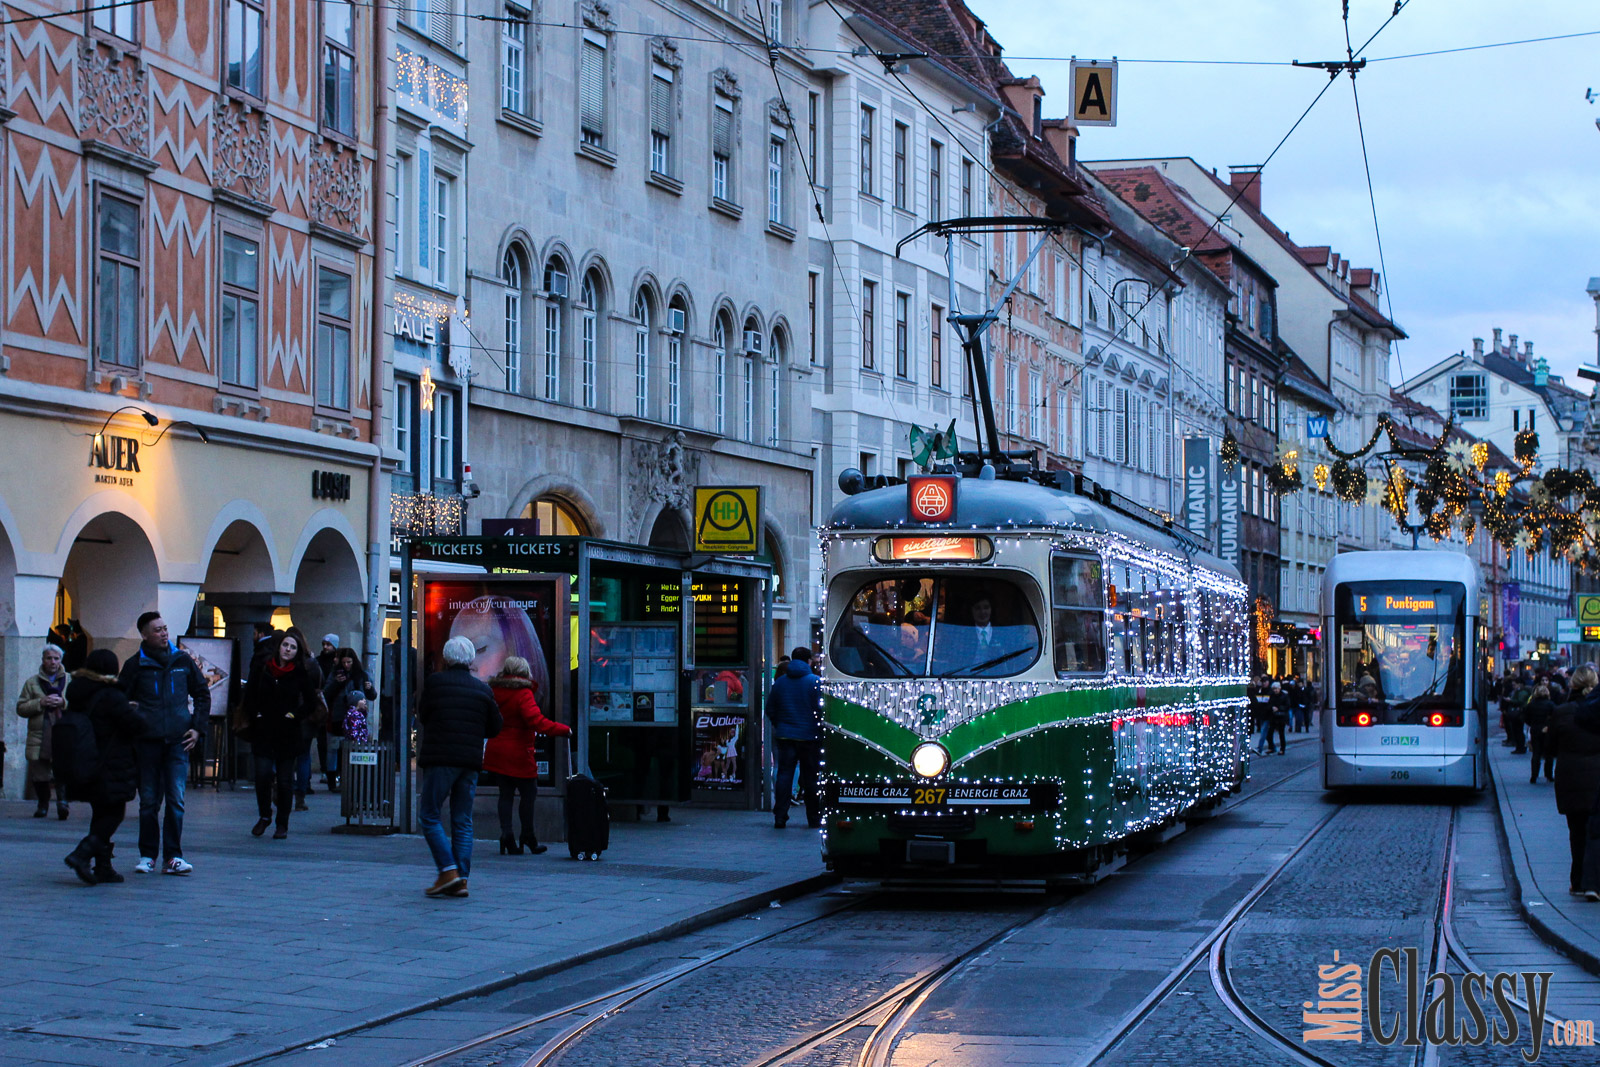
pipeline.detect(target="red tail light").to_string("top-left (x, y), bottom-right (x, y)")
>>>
top-left (1357, 712), bottom-right (1372, 727)
top-left (1426, 711), bottom-right (1463, 727)
top-left (1429, 713), bottom-right (1444, 727)
top-left (1336, 710), bottom-right (1375, 727)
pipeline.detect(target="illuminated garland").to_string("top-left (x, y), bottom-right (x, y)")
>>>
top-left (394, 49), bottom-right (469, 122)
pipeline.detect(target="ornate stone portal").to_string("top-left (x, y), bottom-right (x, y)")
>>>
top-left (629, 430), bottom-right (701, 538)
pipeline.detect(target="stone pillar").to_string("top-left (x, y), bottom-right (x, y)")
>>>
top-left (3, 574), bottom-right (58, 799)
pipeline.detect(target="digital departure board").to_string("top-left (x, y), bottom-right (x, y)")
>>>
top-left (693, 579), bottom-right (746, 665)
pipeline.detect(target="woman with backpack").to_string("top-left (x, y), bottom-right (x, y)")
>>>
top-left (61, 649), bottom-right (145, 884)
top-left (245, 631), bottom-right (321, 839)
top-left (17, 643), bottom-right (70, 819)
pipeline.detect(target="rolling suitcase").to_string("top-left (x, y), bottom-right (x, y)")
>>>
top-left (564, 773), bottom-right (610, 860)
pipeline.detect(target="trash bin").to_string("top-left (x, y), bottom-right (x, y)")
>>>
top-left (335, 741), bottom-right (396, 834)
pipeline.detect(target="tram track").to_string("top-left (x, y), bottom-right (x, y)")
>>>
top-left (265, 756), bottom-right (1328, 1067)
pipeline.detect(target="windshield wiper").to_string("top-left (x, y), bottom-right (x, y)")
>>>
top-left (853, 631), bottom-right (918, 678)
top-left (939, 645), bottom-right (1033, 678)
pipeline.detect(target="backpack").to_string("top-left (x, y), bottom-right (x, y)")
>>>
top-left (51, 708), bottom-right (102, 788)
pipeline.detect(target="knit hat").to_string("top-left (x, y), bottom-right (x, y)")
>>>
top-left (323, 634), bottom-right (340, 647)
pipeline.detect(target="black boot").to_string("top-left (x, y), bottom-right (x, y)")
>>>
top-left (33, 780), bottom-right (50, 818)
top-left (94, 841), bottom-right (124, 884)
top-left (64, 835), bottom-right (101, 885)
top-left (520, 831), bottom-right (547, 855)
top-left (500, 833), bottom-right (523, 855)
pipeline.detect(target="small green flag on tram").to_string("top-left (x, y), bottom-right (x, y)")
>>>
top-left (910, 419), bottom-right (959, 469)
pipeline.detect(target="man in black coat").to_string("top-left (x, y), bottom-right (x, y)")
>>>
top-left (415, 636), bottom-right (502, 898)
top-left (767, 647), bottom-right (824, 829)
top-left (62, 649), bottom-right (146, 884)
top-left (118, 612), bottom-right (209, 876)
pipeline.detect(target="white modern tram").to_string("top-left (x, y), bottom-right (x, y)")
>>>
top-left (1321, 551), bottom-right (1488, 789)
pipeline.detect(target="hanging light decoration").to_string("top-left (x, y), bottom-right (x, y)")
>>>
top-left (1471, 441), bottom-right (1489, 470)
top-left (1220, 429), bottom-right (1240, 469)
top-left (1312, 463), bottom-right (1330, 491)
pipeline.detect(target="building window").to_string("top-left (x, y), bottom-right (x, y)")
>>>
top-left (225, 0), bottom-right (265, 97)
top-left (712, 92), bottom-right (734, 201)
top-left (807, 91), bottom-right (820, 179)
top-left (894, 291), bottom-right (910, 378)
top-left (1114, 387), bottom-right (1128, 464)
top-left (930, 305), bottom-right (943, 389)
top-left (503, 249), bottom-right (524, 393)
top-left (767, 121), bottom-right (786, 224)
top-left (858, 104), bottom-right (874, 195)
top-left (315, 267), bottom-right (352, 410)
top-left (542, 258), bottom-right (565, 402)
top-left (650, 62), bottom-right (674, 175)
top-left (1450, 373), bottom-right (1488, 419)
top-left (1005, 363), bottom-right (1019, 434)
top-left (525, 496), bottom-right (587, 536)
top-left (322, 0), bottom-right (356, 136)
top-left (432, 390), bottom-right (456, 490)
top-left (394, 378), bottom-right (414, 480)
top-left (768, 334), bottom-right (783, 445)
top-left (501, 5), bottom-right (527, 113)
top-left (219, 234), bottom-right (260, 387)
top-left (432, 173), bottom-right (454, 285)
top-left (741, 318), bottom-right (758, 441)
top-left (808, 272), bottom-right (819, 365)
top-left (929, 141), bottom-right (943, 222)
top-left (96, 195), bottom-right (141, 368)
top-left (893, 121), bottom-right (908, 209)
top-left (1029, 369), bottom-right (1042, 440)
top-left (714, 315), bottom-right (729, 434)
top-left (92, 0), bottom-right (137, 40)
top-left (579, 273), bottom-right (599, 408)
top-left (861, 280), bottom-right (876, 369)
top-left (633, 291), bottom-right (651, 419)
top-left (961, 157), bottom-right (974, 216)
top-left (667, 300), bottom-right (685, 424)
top-left (579, 29), bottom-right (607, 148)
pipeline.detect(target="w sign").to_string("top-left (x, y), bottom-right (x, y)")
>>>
top-left (1307, 415), bottom-right (1329, 438)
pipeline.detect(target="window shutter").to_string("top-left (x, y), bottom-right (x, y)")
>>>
top-left (713, 96), bottom-right (733, 157)
top-left (430, 0), bottom-right (455, 47)
top-left (580, 37), bottom-right (606, 137)
top-left (1114, 388), bottom-right (1128, 464)
top-left (651, 69), bottom-right (672, 136)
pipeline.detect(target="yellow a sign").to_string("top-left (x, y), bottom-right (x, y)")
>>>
top-left (1070, 60), bottom-right (1118, 127)
top-left (694, 486), bottom-right (760, 553)
top-left (1579, 595), bottom-right (1600, 625)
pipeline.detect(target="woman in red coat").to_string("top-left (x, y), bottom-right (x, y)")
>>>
top-left (486, 656), bottom-right (571, 854)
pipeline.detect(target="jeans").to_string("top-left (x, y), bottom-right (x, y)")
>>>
top-left (136, 739), bottom-right (189, 861)
top-left (773, 739), bottom-right (821, 825)
top-left (255, 755), bottom-right (296, 829)
top-left (295, 749), bottom-right (312, 797)
top-left (419, 766), bottom-right (478, 876)
top-left (497, 776), bottom-right (537, 839)
top-left (1529, 732), bottom-right (1554, 781)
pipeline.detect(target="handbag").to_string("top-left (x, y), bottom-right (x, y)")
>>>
top-left (230, 703), bottom-right (253, 741)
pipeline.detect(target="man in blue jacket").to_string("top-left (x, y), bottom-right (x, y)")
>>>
top-left (118, 612), bottom-right (210, 875)
top-left (767, 647), bottom-right (823, 829)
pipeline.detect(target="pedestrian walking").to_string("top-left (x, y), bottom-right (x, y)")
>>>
top-left (1267, 682), bottom-right (1291, 754)
top-left (284, 625), bottom-right (324, 809)
top-left (768, 647), bottom-right (824, 829)
top-left (315, 634), bottom-right (340, 786)
top-left (485, 656), bottom-right (571, 855)
top-left (244, 631), bottom-right (321, 839)
top-left (1250, 678), bottom-right (1274, 756)
top-left (1293, 674), bottom-right (1315, 733)
top-left (118, 613), bottom-right (209, 875)
top-left (1505, 681), bottom-right (1531, 753)
top-left (1521, 685), bottom-right (1557, 784)
top-left (416, 635), bottom-right (502, 898)
top-left (1545, 665), bottom-right (1600, 900)
top-left (17, 643), bottom-right (70, 819)
top-left (61, 649), bottom-right (145, 885)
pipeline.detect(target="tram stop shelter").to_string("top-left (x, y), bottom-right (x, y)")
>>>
top-left (394, 533), bottom-right (772, 833)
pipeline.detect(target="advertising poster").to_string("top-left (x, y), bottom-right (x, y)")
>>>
top-left (422, 580), bottom-right (563, 784)
top-left (589, 624), bottom-right (677, 724)
top-left (692, 667), bottom-right (749, 790)
top-left (1183, 436), bottom-right (1212, 548)
top-left (178, 637), bottom-right (235, 718)
top-left (1502, 582), bottom-right (1521, 660)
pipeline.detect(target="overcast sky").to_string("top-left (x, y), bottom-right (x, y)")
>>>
top-left (971, 0), bottom-right (1600, 389)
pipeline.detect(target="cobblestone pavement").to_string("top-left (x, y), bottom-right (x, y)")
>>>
top-left (0, 788), bottom-right (826, 1067)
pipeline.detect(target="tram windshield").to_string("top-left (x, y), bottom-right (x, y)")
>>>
top-left (1333, 580), bottom-right (1466, 723)
top-left (829, 575), bottom-right (1042, 678)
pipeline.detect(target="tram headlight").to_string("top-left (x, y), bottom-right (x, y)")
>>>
top-left (911, 742), bottom-right (950, 779)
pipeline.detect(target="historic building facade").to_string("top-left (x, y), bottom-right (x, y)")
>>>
top-left (454, 0), bottom-right (816, 651)
top-left (0, 1), bottom-right (380, 794)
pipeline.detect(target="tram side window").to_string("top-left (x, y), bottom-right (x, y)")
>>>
top-left (1051, 554), bottom-right (1106, 675)
top-left (1168, 584), bottom-right (1187, 675)
top-left (1111, 562), bottom-right (1148, 676)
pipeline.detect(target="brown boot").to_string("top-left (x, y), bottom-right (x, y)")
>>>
top-left (443, 878), bottom-right (469, 898)
top-left (425, 870), bottom-right (463, 897)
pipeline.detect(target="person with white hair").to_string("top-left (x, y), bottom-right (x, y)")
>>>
top-left (17, 642), bottom-right (70, 819)
top-left (415, 634), bottom-right (503, 898)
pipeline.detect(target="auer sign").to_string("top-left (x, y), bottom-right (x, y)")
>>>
top-left (88, 433), bottom-right (142, 486)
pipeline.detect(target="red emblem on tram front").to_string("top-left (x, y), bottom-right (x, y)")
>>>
top-left (907, 476), bottom-right (957, 523)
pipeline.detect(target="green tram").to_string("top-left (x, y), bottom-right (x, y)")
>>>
top-left (818, 470), bottom-right (1251, 879)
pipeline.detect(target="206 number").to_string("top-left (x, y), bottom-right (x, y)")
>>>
top-left (912, 787), bottom-right (947, 806)
top-left (1390, 770), bottom-right (1410, 781)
